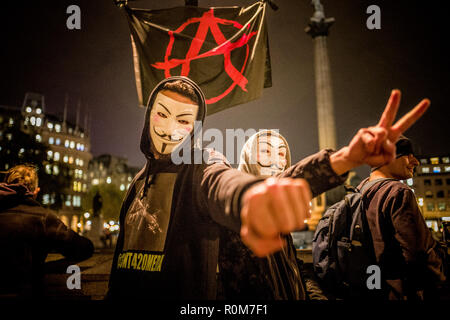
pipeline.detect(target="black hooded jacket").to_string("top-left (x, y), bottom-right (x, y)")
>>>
top-left (107, 77), bottom-right (262, 299)
top-left (0, 183), bottom-right (94, 297)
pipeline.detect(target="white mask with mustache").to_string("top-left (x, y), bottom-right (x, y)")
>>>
top-left (256, 135), bottom-right (287, 177)
top-left (149, 92), bottom-right (199, 155)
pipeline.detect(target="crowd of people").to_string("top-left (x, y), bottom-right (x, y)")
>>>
top-left (0, 77), bottom-right (447, 300)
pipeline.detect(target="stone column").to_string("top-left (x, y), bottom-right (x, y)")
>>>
top-left (305, 0), bottom-right (337, 229)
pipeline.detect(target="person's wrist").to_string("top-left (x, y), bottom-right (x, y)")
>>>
top-left (330, 147), bottom-right (361, 175)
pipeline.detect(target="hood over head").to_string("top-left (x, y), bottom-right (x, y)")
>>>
top-left (238, 130), bottom-right (291, 177)
top-left (140, 76), bottom-right (207, 160)
top-left (0, 183), bottom-right (36, 212)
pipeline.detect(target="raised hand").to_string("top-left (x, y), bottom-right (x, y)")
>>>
top-left (331, 90), bottom-right (430, 175)
top-left (240, 177), bottom-right (311, 257)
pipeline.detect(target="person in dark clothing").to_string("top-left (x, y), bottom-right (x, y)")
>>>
top-left (219, 130), bottom-right (307, 300)
top-left (107, 79), bottom-right (431, 300)
top-left (0, 165), bottom-right (94, 298)
top-left (360, 136), bottom-right (446, 300)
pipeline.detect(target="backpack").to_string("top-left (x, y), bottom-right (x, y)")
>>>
top-left (312, 178), bottom-right (394, 299)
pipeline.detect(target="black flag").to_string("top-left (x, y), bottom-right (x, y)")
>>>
top-left (124, 1), bottom-right (272, 115)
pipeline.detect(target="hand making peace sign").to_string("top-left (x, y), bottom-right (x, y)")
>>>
top-left (330, 89), bottom-right (430, 174)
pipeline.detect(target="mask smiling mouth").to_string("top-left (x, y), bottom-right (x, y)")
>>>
top-left (257, 161), bottom-right (284, 170)
top-left (153, 127), bottom-right (185, 143)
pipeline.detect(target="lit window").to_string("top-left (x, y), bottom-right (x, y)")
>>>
top-left (438, 202), bottom-right (446, 211)
top-left (69, 128), bottom-right (73, 134)
top-left (45, 164), bottom-right (52, 174)
top-left (26, 107), bottom-right (32, 113)
top-left (36, 108), bottom-right (42, 115)
top-left (55, 124), bottom-right (61, 132)
top-left (55, 138), bottom-right (61, 145)
top-left (36, 117), bottom-right (42, 127)
top-left (120, 184), bottom-right (125, 191)
top-left (430, 157), bottom-right (439, 165)
top-left (445, 166), bottom-right (450, 172)
top-left (107, 177), bottom-right (111, 184)
top-left (433, 167), bottom-right (441, 173)
top-left (47, 122), bottom-right (53, 130)
top-left (65, 195), bottom-right (71, 207)
top-left (47, 150), bottom-right (53, 159)
top-left (426, 202), bottom-right (434, 211)
top-left (6, 133), bottom-right (12, 141)
top-left (73, 181), bottom-right (77, 191)
top-left (75, 158), bottom-right (79, 166)
top-left (418, 198), bottom-right (424, 206)
top-left (128, 176), bottom-right (132, 182)
top-left (54, 152), bottom-right (60, 161)
top-left (63, 155), bottom-right (68, 163)
top-left (49, 137), bottom-right (54, 144)
top-left (65, 140), bottom-right (69, 148)
top-left (76, 143), bottom-right (80, 151)
top-left (70, 141), bottom-right (75, 149)
top-left (80, 144), bottom-right (85, 151)
top-left (442, 157), bottom-right (450, 164)
top-left (9, 118), bottom-right (14, 125)
top-left (19, 148), bottom-right (24, 155)
top-left (30, 116), bottom-right (36, 126)
top-left (80, 159), bottom-right (84, 166)
top-left (82, 184), bottom-right (87, 192)
top-left (92, 179), bottom-right (99, 185)
top-left (36, 134), bottom-right (42, 142)
top-left (406, 178), bottom-right (413, 186)
top-left (422, 167), bottom-right (430, 173)
top-left (81, 133), bottom-right (84, 138)
top-left (69, 157), bottom-right (74, 164)
top-left (43, 194), bottom-right (50, 205)
top-left (53, 165), bottom-right (59, 175)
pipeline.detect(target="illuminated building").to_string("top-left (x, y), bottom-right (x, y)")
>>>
top-left (88, 154), bottom-right (139, 192)
top-left (409, 154), bottom-right (450, 231)
top-left (0, 92), bottom-right (92, 231)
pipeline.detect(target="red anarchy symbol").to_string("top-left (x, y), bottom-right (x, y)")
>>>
top-left (151, 9), bottom-right (257, 104)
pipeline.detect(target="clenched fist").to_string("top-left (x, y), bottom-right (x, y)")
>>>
top-left (240, 177), bottom-right (311, 257)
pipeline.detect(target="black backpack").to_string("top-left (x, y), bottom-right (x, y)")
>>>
top-left (312, 178), bottom-right (394, 299)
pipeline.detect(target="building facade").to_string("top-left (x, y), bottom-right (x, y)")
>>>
top-left (88, 154), bottom-right (139, 192)
top-left (409, 154), bottom-right (450, 231)
top-left (0, 92), bottom-right (92, 231)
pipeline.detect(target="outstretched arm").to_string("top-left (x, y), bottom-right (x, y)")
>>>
top-left (241, 89), bottom-right (431, 257)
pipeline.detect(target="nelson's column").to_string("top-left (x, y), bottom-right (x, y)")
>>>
top-left (305, 0), bottom-right (337, 229)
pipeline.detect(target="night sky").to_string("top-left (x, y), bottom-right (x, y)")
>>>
top-left (0, 0), bottom-right (448, 178)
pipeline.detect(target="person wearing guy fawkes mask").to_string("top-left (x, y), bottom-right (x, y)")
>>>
top-left (219, 130), bottom-right (316, 300)
top-left (107, 77), bottom-right (317, 300)
top-left (106, 77), bottom-right (346, 300)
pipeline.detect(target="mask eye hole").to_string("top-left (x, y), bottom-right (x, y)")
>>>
top-left (178, 119), bottom-right (189, 125)
top-left (157, 112), bottom-right (167, 119)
